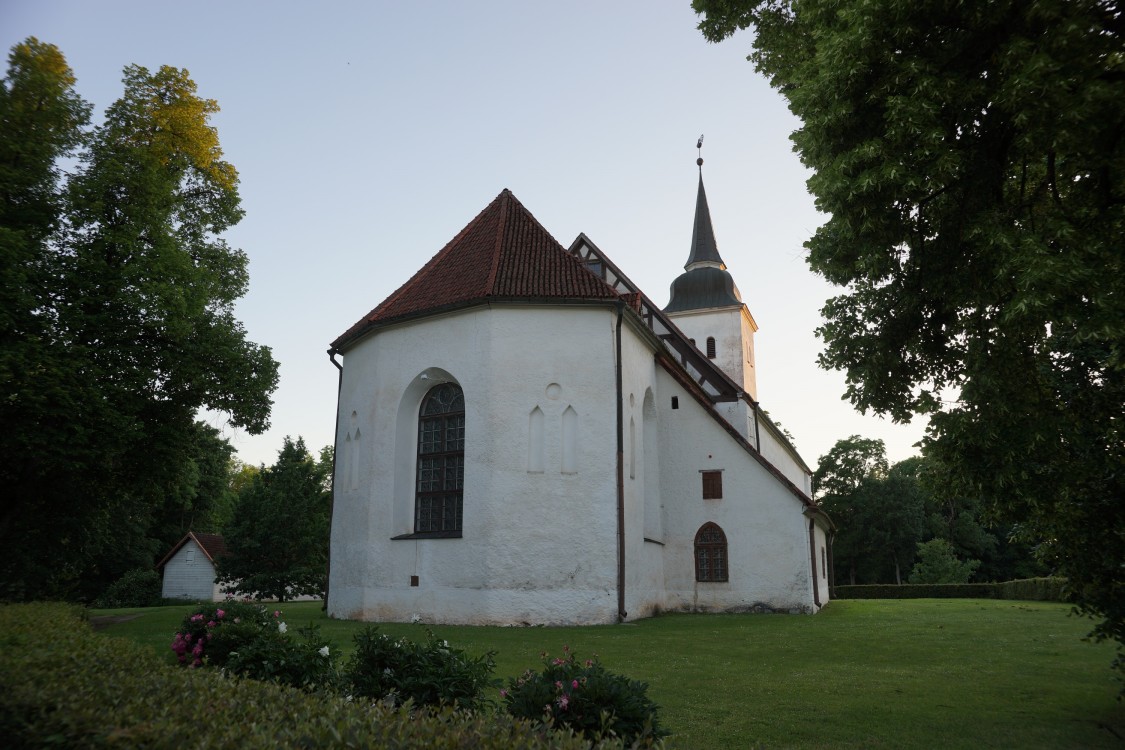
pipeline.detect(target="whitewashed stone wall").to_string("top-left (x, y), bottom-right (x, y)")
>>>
top-left (330, 305), bottom-right (623, 626)
top-left (328, 303), bottom-right (825, 625)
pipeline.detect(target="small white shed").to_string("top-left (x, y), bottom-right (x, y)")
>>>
top-left (157, 532), bottom-right (233, 602)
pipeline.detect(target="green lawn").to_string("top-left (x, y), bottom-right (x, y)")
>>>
top-left (92, 599), bottom-right (1123, 749)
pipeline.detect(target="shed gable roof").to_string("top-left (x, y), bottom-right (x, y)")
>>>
top-left (156, 531), bottom-right (229, 569)
top-left (332, 189), bottom-right (620, 351)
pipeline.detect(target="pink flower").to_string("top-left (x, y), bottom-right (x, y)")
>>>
top-left (572, 679), bottom-right (579, 689)
top-left (499, 689), bottom-right (508, 698)
top-left (555, 681), bottom-right (563, 690)
top-left (190, 614), bottom-right (203, 622)
top-left (273, 610), bottom-right (281, 618)
top-left (216, 609), bottom-right (225, 619)
top-left (206, 621), bottom-right (216, 628)
top-left (557, 695), bottom-right (569, 710)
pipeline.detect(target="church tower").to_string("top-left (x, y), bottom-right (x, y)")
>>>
top-left (663, 149), bottom-right (759, 400)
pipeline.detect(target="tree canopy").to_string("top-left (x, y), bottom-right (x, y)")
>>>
top-left (217, 437), bottom-right (331, 602)
top-left (815, 437), bottom-right (926, 585)
top-left (694, 0), bottom-right (1123, 675)
top-left (0, 39), bottom-right (278, 601)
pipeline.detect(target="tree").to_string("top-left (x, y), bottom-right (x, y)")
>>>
top-left (0, 40), bottom-right (279, 601)
top-left (695, 0), bottom-right (1124, 677)
top-left (910, 539), bottom-right (980, 585)
top-left (218, 437), bottom-right (331, 602)
top-left (812, 435), bottom-right (888, 499)
top-left (815, 438), bottom-right (925, 585)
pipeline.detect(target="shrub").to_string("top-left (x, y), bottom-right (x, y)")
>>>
top-left (344, 626), bottom-right (498, 711)
top-left (832, 583), bottom-right (999, 599)
top-left (503, 646), bottom-right (668, 747)
top-left (94, 567), bottom-right (162, 608)
top-left (908, 539), bottom-right (980, 584)
top-left (1, 603), bottom-right (606, 749)
top-left (833, 578), bottom-right (1071, 602)
top-left (996, 577), bottom-right (1070, 602)
top-left (171, 600), bottom-right (275, 667)
top-left (172, 601), bottom-right (336, 691)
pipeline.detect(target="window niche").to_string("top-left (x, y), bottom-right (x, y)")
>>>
top-left (695, 522), bottom-right (728, 582)
top-left (561, 405), bottom-right (578, 474)
top-left (414, 383), bottom-right (464, 535)
top-left (528, 406), bottom-right (545, 472)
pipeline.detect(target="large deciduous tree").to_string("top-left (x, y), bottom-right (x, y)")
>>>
top-left (694, 0), bottom-right (1124, 674)
top-left (815, 437), bottom-right (926, 585)
top-left (218, 437), bottom-right (331, 602)
top-left (0, 39), bottom-right (279, 601)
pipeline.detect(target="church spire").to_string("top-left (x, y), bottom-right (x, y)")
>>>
top-left (685, 137), bottom-right (726, 271)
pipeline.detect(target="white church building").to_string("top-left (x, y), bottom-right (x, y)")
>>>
top-left (326, 163), bottom-right (832, 625)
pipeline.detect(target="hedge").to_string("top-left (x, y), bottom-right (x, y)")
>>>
top-left (0, 603), bottom-right (615, 749)
top-left (832, 577), bottom-right (1069, 602)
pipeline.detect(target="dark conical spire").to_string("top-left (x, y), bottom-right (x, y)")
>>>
top-left (663, 145), bottom-right (742, 313)
top-left (685, 168), bottom-right (725, 270)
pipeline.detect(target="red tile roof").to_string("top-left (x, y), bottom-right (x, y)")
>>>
top-left (332, 189), bottom-right (621, 351)
top-left (156, 531), bottom-right (229, 569)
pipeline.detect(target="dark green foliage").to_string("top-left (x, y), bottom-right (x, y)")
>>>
top-left (94, 568), bottom-right (163, 608)
top-left (220, 623), bottom-right (337, 692)
top-left (171, 601), bottom-right (337, 692)
top-left (344, 626), bottom-right (499, 711)
top-left (218, 437), bottom-right (330, 601)
top-left (1, 603), bottom-right (602, 749)
top-left (171, 601), bottom-right (276, 666)
top-left (834, 578), bottom-right (1069, 602)
top-left (909, 539), bottom-right (980, 585)
top-left (815, 438), bottom-right (925, 584)
top-left (693, 0), bottom-right (1123, 680)
top-left (0, 38), bottom-right (278, 603)
top-left (503, 647), bottom-right (668, 747)
top-left (997, 577), bottom-right (1072, 603)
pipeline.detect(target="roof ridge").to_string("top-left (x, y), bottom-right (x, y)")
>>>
top-left (484, 189), bottom-right (510, 293)
top-left (332, 189), bottom-right (621, 351)
top-left (368, 191), bottom-right (507, 322)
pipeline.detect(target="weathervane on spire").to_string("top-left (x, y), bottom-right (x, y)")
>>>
top-left (697, 134), bottom-right (704, 168)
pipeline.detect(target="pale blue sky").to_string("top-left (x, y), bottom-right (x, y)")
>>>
top-left (2, 0), bottom-right (928, 470)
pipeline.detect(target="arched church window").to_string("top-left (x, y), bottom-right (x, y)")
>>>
top-left (415, 383), bottom-right (465, 534)
top-left (706, 337), bottom-right (717, 358)
top-left (695, 522), bottom-right (728, 582)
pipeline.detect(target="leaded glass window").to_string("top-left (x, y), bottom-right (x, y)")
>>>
top-left (415, 383), bottom-right (465, 534)
top-left (695, 522), bottom-right (728, 582)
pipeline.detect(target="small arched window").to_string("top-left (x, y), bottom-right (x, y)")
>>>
top-left (706, 337), bottom-right (717, 358)
top-left (695, 522), bottom-right (728, 582)
top-left (415, 383), bottom-right (465, 534)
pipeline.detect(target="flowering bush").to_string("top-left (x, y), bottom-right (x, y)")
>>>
top-left (171, 601), bottom-right (270, 668)
top-left (171, 602), bottom-right (336, 691)
top-left (502, 647), bottom-right (667, 746)
top-left (344, 626), bottom-right (498, 711)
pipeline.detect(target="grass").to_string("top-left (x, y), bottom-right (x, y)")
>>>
top-left (91, 599), bottom-right (1124, 749)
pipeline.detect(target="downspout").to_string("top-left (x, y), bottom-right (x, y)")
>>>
top-left (752, 400), bottom-right (761, 452)
top-left (325, 348), bottom-right (344, 611)
top-left (614, 301), bottom-right (627, 622)
top-left (827, 530), bottom-right (835, 599)
top-left (808, 518), bottom-right (821, 608)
